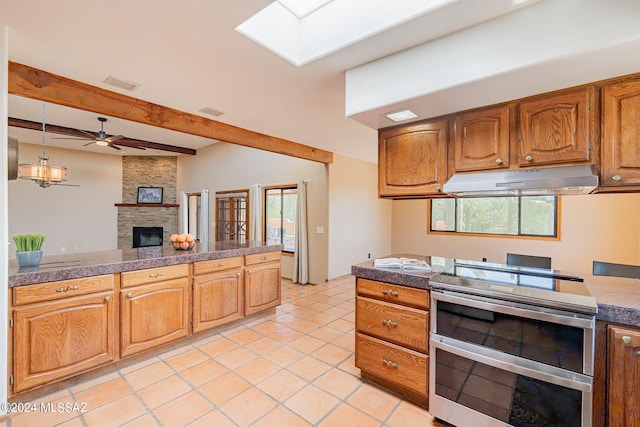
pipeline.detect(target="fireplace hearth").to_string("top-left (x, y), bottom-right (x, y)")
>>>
top-left (132, 227), bottom-right (163, 248)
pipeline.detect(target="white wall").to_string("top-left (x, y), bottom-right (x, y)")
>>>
top-left (8, 143), bottom-right (121, 257)
top-left (328, 154), bottom-right (392, 279)
top-left (1, 24), bottom-right (9, 417)
top-left (178, 142), bottom-right (329, 284)
top-left (391, 193), bottom-right (640, 274)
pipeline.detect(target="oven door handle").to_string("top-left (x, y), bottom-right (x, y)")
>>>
top-left (430, 334), bottom-right (593, 393)
top-left (431, 288), bottom-right (595, 329)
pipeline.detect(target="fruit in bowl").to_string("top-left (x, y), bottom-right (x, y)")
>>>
top-left (170, 233), bottom-right (196, 250)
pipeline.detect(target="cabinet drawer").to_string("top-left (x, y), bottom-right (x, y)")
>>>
top-left (194, 257), bottom-right (243, 275)
top-left (13, 274), bottom-right (114, 305)
top-left (356, 296), bottom-right (428, 352)
top-left (121, 264), bottom-right (189, 288)
top-left (356, 333), bottom-right (428, 397)
top-left (357, 278), bottom-right (429, 310)
top-left (245, 251), bottom-right (281, 266)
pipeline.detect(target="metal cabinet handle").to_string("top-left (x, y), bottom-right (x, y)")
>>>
top-left (496, 158), bottom-right (503, 164)
top-left (435, 186), bottom-right (441, 192)
top-left (525, 155), bottom-right (533, 161)
top-left (381, 319), bottom-right (398, 327)
top-left (622, 335), bottom-right (632, 344)
top-left (214, 263), bottom-right (224, 268)
top-left (127, 292), bottom-right (134, 298)
top-left (56, 285), bottom-right (80, 293)
top-left (382, 289), bottom-right (399, 297)
top-left (158, 272), bottom-right (165, 277)
top-left (236, 272), bottom-right (241, 277)
top-left (613, 175), bottom-right (622, 182)
top-left (104, 296), bottom-right (111, 302)
top-left (149, 273), bottom-right (158, 278)
top-left (382, 358), bottom-right (399, 368)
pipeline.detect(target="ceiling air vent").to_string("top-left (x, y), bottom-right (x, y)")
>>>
top-left (198, 107), bottom-right (224, 117)
top-left (103, 76), bottom-right (140, 91)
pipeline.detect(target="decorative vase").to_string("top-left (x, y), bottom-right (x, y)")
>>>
top-left (16, 250), bottom-right (43, 267)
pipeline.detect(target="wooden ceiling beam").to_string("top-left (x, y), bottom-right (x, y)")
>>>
top-left (8, 117), bottom-right (197, 155)
top-left (8, 61), bottom-right (334, 164)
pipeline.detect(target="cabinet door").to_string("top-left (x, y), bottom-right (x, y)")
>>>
top-left (518, 87), bottom-right (593, 166)
top-left (244, 261), bottom-right (281, 316)
top-left (601, 79), bottom-right (640, 187)
top-left (13, 291), bottom-right (116, 392)
top-left (193, 269), bottom-right (243, 333)
top-left (379, 120), bottom-right (447, 197)
top-left (607, 325), bottom-right (640, 427)
top-left (120, 278), bottom-right (189, 357)
top-left (454, 105), bottom-right (510, 172)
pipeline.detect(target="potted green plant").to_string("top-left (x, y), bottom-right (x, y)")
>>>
top-left (13, 234), bottom-right (46, 267)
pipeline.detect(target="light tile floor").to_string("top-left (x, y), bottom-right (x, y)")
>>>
top-left (4, 276), bottom-right (444, 427)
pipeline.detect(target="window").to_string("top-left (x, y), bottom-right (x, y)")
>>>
top-left (265, 186), bottom-right (297, 253)
top-left (216, 190), bottom-right (248, 242)
top-left (430, 196), bottom-right (559, 238)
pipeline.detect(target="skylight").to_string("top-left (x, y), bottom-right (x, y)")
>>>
top-left (236, 0), bottom-right (456, 67)
top-left (276, 0), bottom-right (335, 18)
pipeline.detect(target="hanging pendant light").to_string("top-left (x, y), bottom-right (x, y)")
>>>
top-left (17, 103), bottom-right (67, 188)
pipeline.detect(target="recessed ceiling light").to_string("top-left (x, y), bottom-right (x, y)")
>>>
top-left (103, 76), bottom-right (140, 91)
top-left (385, 109), bottom-right (418, 122)
top-left (198, 107), bottom-right (224, 117)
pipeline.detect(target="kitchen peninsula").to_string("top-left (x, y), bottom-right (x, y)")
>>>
top-left (352, 255), bottom-right (640, 427)
top-left (7, 241), bottom-right (282, 398)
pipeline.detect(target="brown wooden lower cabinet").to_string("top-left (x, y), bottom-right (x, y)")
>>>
top-left (193, 268), bottom-right (244, 333)
top-left (120, 277), bottom-right (190, 358)
top-left (607, 324), bottom-right (640, 427)
top-left (12, 277), bottom-right (117, 393)
top-left (10, 254), bottom-right (282, 395)
top-left (244, 261), bottom-right (281, 316)
top-left (356, 333), bottom-right (428, 396)
top-left (355, 278), bottom-right (429, 405)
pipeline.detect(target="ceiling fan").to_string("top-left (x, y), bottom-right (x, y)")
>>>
top-left (53, 117), bottom-right (141, 151)
top-left (9, 116), bottom-right (197, 155)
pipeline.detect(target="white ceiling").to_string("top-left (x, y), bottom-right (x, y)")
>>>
top-left (3, 0), bottom-right (640, 163)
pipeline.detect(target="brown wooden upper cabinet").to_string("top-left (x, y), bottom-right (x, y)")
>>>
top-left (601, 78), bottom-right (640, 188)
top-left (517, 87), bottom-right (594, 167)
top-left (453, 105), bottom-right (510, 172)
top-left (379, 119), bottom-right (447, 198)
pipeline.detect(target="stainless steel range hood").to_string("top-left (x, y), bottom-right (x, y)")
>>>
top-left (443, 165), bottom-right (599, 197)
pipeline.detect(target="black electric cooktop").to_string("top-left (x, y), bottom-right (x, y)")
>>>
top-left (430, 260), bottom-right (598, 315)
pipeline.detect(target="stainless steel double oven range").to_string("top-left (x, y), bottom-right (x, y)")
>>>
top-left (429, 261), bottom-right (598, 427)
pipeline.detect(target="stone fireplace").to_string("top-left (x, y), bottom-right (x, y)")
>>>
top-left (117, 156), bottom-right (179, 249)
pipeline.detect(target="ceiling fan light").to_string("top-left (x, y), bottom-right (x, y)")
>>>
top-left (95, 139), bottom-right (109, 146)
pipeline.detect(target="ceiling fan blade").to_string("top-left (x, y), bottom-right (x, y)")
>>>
top-left (79, 130), bottom-right (98, 138)
top-left (113, 142), bottom-right (146, 150)
top-left (105, 135), bottom-right (125, 143)
top-left (109, 144), bottom-right (122, 151)
top-left (83, 141), bottom-right (96, 146)
top-left (51, 137), bottom-right (93, 140)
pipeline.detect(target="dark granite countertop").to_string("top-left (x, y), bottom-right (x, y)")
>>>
top-left (352, 255), bottom-right (640, 328)
top-left (9, 240), bottom-right (283, 287)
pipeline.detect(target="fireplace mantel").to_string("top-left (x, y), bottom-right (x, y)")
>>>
top-left (115, 203), bottom-right (179, 208)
